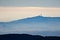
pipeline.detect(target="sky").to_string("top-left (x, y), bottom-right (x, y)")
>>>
top-left (0, 0), bottom-right (60, 22)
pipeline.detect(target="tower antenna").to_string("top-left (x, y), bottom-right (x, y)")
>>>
top-left (41, 13), bottom-right (42, 16)
top-left (40, 11), bottom-right (42, 16)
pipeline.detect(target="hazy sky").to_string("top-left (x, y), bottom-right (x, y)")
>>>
top-left (0, 0), bottom-right (60, 7)
top-left (0, 0), bottom-right (60, 22)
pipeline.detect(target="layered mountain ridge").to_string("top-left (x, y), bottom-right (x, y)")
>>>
top-left (0, 16), bottom-right (60, 36)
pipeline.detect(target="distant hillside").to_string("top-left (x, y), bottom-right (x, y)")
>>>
top-left (0, 16), bottom-right (60, 36)
top-left (0, 34), bottom-right (60, 40)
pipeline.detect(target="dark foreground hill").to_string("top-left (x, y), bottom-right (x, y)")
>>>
top-left (0, 34), bottom-right (60, 40)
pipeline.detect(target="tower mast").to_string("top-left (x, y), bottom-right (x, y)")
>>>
top-left (40, 11), bottom-right (42, 16)
top-left (40, 13), bottom-right (42, 16)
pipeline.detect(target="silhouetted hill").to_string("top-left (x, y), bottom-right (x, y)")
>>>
top-left (45, 36), bottom-right (60, 40)
top-left (0, 34), bottom-right (60, 40)
top-left (0, 34), bottom-right (45, 40)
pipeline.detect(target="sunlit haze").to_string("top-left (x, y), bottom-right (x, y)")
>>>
top-left (0, 7), bottom-right (60, 22)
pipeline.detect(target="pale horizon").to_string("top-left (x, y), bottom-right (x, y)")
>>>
top-left (0, 7), bottom-right (60, 22)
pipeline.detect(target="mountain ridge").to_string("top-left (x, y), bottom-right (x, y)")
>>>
top-left (0, 16), bottom-right (60, 36)
top-left (0, 16), bottom-right (60, 23)
top-left (0, 34), bottom-right (60, 40)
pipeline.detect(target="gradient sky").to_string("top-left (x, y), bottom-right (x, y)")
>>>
top-left (0, 0), bottom-right (60, 7)
top-left (0, 0), bottom-right (60, 22)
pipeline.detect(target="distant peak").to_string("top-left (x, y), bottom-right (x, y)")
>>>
top-left (36, 16), bottom-right (43, 17)
top-left (33, 15), bottom-right (44, 18)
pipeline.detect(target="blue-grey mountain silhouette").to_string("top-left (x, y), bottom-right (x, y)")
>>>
top-left (0, 16), bottom-right (60, 36)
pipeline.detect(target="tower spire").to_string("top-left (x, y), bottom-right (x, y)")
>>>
top-left (40, 11), bottom-right (42, 16)
top-left (40, 13), bottom-right (42, 16)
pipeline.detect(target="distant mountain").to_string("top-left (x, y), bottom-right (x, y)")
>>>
top-left (0, 16), bottom-right (60, 36)
top-left (1, 16), bottom-right (60, 23)
top-left (9, 16), bottom-right (60, 23)
top-left (0, 34), bottom-right (60, 40)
